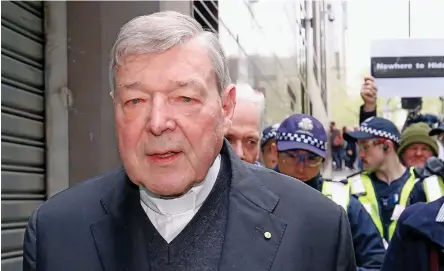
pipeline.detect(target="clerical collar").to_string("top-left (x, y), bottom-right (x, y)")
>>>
top-left (139, 155), bottom-right (221, 216)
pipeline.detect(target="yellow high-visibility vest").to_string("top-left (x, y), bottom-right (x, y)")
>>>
top-left (422, 175), bottom-right (444, 202)
top-left (321, 180), bottom-right (350, 213)
top-left (347, 167), bottom-right (417, 242)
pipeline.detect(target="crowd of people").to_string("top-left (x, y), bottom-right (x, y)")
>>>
top-left (255, 76), bottom-right (444, 270)
top-left (329, 122), bottom-right (360, 171)
top-left (22, 11), bottom-right (443, 271)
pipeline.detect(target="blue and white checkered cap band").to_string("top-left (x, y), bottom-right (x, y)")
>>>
top-left (261, 131), bottom-right (277, 146)
top-left (277, 132), bottom-right (327, 151)
top-left (359, 126), bottom-right (401, 144)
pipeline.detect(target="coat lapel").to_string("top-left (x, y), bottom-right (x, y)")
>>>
top-left (89, 141), bottom-right (288, 271)
top-left (219, 142), bottom-right (288, 271)
top-left (90, 170), bottom-right (152, 271)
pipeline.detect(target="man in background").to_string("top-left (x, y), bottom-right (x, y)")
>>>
top-left (330, 121), bottom-right (344, 170)
top-left (260, 123), bottom-right (280, 169)
top-left (225, 83), bottom-right (265, 164)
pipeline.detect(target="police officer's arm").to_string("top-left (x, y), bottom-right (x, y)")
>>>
top-left (334, 206), bottom-right (357, 271)
top-left (347, 196), bottom-right (385, 271)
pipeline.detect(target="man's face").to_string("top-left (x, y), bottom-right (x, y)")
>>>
top-left (261, 139), bottom-right (278, 169)
top-left (401, 143), bottom-right (434, 167)
top-left (276, 149), bottom-right (323, 182)
top-left (225, 100), bottom-right (261, 164)
top-left (114, 38), bottom-right (235, 196)
top-left (358, 139), bottom-right (386, 171)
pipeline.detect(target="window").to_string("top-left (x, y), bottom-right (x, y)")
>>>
top-left (193, 1), bottom-right (219, 33)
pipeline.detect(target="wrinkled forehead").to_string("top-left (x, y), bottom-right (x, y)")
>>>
top-left (115, 41), bottom-right (218, 93)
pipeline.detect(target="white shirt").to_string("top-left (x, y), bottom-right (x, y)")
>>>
top-left (139, 155), bottom-right (221, 243)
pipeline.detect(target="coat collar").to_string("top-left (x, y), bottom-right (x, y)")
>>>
top-left (90, 139), bottom-right (287, 271)
top-left (402, 196), bottom-right (444, 248)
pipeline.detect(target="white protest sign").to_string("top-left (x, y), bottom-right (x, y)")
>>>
top-left (370, 39), bottom-right (444, 98)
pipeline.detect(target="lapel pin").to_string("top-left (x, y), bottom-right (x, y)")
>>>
top-left (264, 231), bottom-right (272, 239)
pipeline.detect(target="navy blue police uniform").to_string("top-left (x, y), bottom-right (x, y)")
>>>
top-left (275, 114), bottom-right (386, 271)
top-left (382, 196), bottom-right (444, 271)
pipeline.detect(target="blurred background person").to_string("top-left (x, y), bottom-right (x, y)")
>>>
top-left (330, 121), bottom-right (344, 171)
top-left (398, 122), bottom-right (439, 168)
top-left (260, 123), bottom-right (280, 169)
top-left (344, 126), bottom-right (358, 170)
top-left (225, 83), bottom-right (265, 164)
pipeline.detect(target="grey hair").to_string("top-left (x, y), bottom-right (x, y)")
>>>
top-left (235, 83), bottom-right (266, 130)
top-left (109, 11), bottom-right (231, 94)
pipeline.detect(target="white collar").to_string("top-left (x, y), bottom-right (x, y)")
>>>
top-left (139, 155), bottom-right (221, 216)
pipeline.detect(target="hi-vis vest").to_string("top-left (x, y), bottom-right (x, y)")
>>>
top-left (347, 167), bottom-right (417, 244)
top-left (422, 174), bottom-right (444, 202)
top-left (321, 180), bottom-right (350, 213)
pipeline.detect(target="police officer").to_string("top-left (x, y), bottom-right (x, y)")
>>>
top-left (274, 114), bottom-right (385, 271)
top-left (410, 156), bottom-right (444, 203)
top-left (260, 123), bottom-right (280, 169)
top-left (343, 117), bottom-right (419, 246)
top-left (382, 196), bottom-right (444, 271)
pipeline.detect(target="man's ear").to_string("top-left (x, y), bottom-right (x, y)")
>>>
top-left (222, 84), bottom-right (236, 134)
top-left (109, 91), bottom-right (116, 104)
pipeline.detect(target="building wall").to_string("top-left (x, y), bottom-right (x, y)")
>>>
top-left (324, 0), bottom-right (348, 119)
top-left (217, 0), bottom-right (312, 125)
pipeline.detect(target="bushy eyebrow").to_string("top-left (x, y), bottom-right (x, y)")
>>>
top-left (117, 79), bottom-right (206, 95)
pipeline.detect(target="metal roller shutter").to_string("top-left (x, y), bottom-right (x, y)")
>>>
top-left (1, 1), bottom-right (46, 270)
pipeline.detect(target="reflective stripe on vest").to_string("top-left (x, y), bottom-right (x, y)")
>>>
top-left (423, 175), bottom-right (444, 202)
top-left (321, 181), bottom-right (350, 212)
top-left (348, 167), bottom-right (417, 242)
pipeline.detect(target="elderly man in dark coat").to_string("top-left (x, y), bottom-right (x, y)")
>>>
top-left (23, 11), bottom-right (356, 271)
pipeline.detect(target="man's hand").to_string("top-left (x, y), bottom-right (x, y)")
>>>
top-left (361, 76), bottom-right (377, 112)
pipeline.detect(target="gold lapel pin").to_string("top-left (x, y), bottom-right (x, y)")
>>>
top-left (264, 231), bottom-right (272, 239)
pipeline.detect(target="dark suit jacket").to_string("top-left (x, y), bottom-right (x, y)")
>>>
top-left (23, 141), bottom-right (356, 271)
